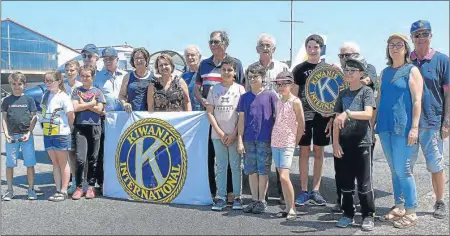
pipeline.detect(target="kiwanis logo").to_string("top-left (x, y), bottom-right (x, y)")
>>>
top-left (116, 118), bottom-right (187, 203)
top-left (305, 64), bottom-right (346, 114)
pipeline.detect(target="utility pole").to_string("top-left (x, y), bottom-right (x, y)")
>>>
top-left (280, 0), bottom-right (303, 64)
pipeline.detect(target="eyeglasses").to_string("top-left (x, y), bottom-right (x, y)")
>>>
top-left (82, 54), bottom-right (96, 59)
top-left (413, 32), bottom-right (430, 39)
top-left (275, 82), bottom-right (293, 87)
top-left (388, 43), bottom-right (404, 49)
top-left (209, 40), bottom-right (222, 46)
top-left (258, 43), bottom-right (273, 49)
top-left (247, 75), bottom-right (261, 81)
top-left (343, 69), bottom-right (361, 75)
top-left (44, 79), bottom-right (57, 84)
top-left (338, 53), bottom-right (359, 59)
top-left (222, 68), bottom-right (234, 73)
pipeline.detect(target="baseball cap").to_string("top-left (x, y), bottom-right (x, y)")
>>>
top-left (274, 71), bottom-right (294, 83)
top-left (101, 47), bottom-right (118, 57)
top-left (387, 33), bottom-right (409, 44)
top-left (344, 54), bottom-right (368, 72)
top-left (81, 44), bottom-right (98, 55)
top-left (410, 20), bottom-right (432, 34)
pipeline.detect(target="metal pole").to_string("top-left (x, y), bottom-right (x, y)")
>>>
top-left (280, 0), bottom-right (303, 66)
top-left (7, 22), bottom-right (11, 69)
top-left (290, 0), bottom-right (293, 63)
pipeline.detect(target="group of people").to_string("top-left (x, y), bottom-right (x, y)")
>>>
top-left (1, 19), bottom-right (448, 231)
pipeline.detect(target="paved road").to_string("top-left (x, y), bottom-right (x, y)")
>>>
top-left (1, 123), bottom-right (449, 235)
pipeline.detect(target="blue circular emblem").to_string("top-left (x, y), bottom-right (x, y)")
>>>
top-left (305, 64), bottom-right (346, 114)
top-left (116, 118), bottom-right (187, 203)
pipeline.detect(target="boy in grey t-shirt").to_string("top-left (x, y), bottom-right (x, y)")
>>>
top-left (332, 56), bottom-right (376, 231)
top-left (1, 72), bottom-right (38, 201)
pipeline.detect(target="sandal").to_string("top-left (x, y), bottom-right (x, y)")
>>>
top-left (286, 212), bottom-right (297, 221)
top-left (393, 214), bottom-right (417, 229)
top-left (48, 192), bottom-right (61, 201)
top-left (275, 211), bottom-right (288, 218)
top-left (53, 192), bottom-right (68, 202)
top-left (382, 206), bottom-right (405, 222)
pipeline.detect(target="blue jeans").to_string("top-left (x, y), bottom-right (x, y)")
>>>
top-left (212, 139), bottom-right (242, 200)
top-left (379, 132), bottom-right (418, 210)
top-left (411, 129), bottom-right (444, 173)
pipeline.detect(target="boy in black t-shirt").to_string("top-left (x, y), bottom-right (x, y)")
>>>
top-left (292, 34), bottom-right (332, 206)
top-left (333, 56), bottom-right (376, 231)
top-left (1, 72), bottom-right (38, 201)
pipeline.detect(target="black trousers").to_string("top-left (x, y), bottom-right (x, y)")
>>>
top-left (208, 126), bottom-right (233, 196)
top-left (74, 125), bottom-right (101, 187)
top-left (96, 117), bottom-right (105, 187)
top-left (335, 145), bottom-right (375, 218)
top-left (335, 142), bottom-right (375, 205)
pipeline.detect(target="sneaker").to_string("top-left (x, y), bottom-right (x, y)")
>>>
top-left (232, 198), bottom-right (243, 210)
top-left (85, 186), bottom-right (96, 199)
top-left (2, 189), bottom-right (14, 201)
top-left (67, 182), bottom-right (77, 195)
top-left (361, 216), bottom-right (374, 231)
top-left (72, 187), bottom-right (84, 200)
top-left (212, 198), bottom-right (227, 211)
top-left (243, 200), bottom-right (258, 213)
top-left (53, 192), bottom-right (68, 202)
top-left (433, 200), bottom-right (447, 219)
top-left (48, 192), bottom-right (60, 201)
top-left (309, 191), bottom-right (327, 206)
top-left (295, 191), bottom-right (310, 206)
top-left (252, 201), bottom-right (267, 214)
top-left (332, 203), bottom-right (343, 213)
top-left (27, 189), bottom-right (37, 200)
top-left (336, 216), bottom-right (354, 228)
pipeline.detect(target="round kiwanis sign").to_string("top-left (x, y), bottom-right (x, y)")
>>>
top-left (305, 64), bottom-right (346, 114)
top-left (116, 118), bottom-right (187, 203)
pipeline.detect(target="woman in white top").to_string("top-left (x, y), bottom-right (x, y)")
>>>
top-left (40, 70), bottom-right (74, 201)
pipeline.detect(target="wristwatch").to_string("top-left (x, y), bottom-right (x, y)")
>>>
top-left (345, 109), bottom-right (352, 120)
top-left (444, 118), bottom-right (450, 126)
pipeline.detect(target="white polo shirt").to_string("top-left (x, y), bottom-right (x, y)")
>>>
top-left (94, 68), bottom-right (128, 111)
top-left (246, 59), bottom-right (289, 93)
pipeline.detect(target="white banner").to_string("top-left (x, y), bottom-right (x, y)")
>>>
top-left (103, 111), bottom-right (212, 205)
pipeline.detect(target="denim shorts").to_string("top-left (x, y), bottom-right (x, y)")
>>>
top-left (272, 147), bottom-right (295, 169)
top-left (5, 133), bottom-right (36, 168)
top-left (44, 135), bottom-right (71, 151)
top-left (243, 141), bottom-right (272, 175)
top-left (412, 129), bottom-right (444, 173)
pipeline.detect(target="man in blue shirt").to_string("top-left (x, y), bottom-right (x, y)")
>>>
top-left (410, 20), bottom-right (449, 219)
top-left (182, 45), bottom-right (202, 111)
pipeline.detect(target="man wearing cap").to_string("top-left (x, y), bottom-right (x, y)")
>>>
top-left (94, 47), bottom-right (128, 193)
top-left (81, 44), bottom-right (100, 68)
top-left (409, 20), bottom-right (449, 219)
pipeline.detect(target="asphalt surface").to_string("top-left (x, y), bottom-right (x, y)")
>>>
top-left (1, 122), bottom-right (449, 235)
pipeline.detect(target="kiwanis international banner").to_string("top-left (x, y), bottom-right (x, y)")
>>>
top-left (103, 111), bottom-right (212, 205)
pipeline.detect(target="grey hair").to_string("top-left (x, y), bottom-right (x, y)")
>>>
top-left (340, 41), bottom-right (361, 53)
top-left (210, 30), bottom-right (229, 48)
top-left (257, 33), bottom-right (276, 47)
top-left (184, 44), bottom-right (202, 58)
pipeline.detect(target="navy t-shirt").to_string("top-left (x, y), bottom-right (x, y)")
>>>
top-left (1, 94), bottom-right (37, 135)
top-left (71, 87), bottom-right (105, 125)
top-left (237, 89), bottom-right (278, 142)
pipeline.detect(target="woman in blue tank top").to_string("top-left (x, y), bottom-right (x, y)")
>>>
top-left (119, 47), bottom-right (153, 112)
top-left (372, 33), bottom-right (424, 229)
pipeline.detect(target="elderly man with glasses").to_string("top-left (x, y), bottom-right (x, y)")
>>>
top-left (194, 30), bottom-right (245, 204)
top-left (409, 20), bottom-right (449, 219)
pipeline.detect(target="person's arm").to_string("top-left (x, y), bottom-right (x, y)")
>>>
top-left (370, 70), bottom-right (384, 127)
top-left (71, 90), bottom-right (96, 112)
top-left (441, 56), bottom-right (450, 139)
top-left (206, 104), bottom-right (225, 143)
top-left (407, 66), bottom-right (424, 146)
top-left (179, 79), bottom-right (192, 111)
top-left (237, 111), bottom-right (245, 154)
top-left (2, 112), bottom-right (12, 142)
top-left (194, 65), bottom-right (207, 107)
top-left (293, 99), bottom-right (305, 145)
top-left (119, 74), bottom-right (132, 112)
top-left (147, 83), bottom-right (155, 112)
top-left (236, 59), bottom-right (245, 88)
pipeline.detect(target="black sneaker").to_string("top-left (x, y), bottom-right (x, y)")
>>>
top-left (252, 201), bottom-right (267, 214)
top-left (309, 191), bottom-right (327, 206)
top-left (243, 200), bottom-right (258, 213)
top-left (433, 200), bottom-right (447, 219)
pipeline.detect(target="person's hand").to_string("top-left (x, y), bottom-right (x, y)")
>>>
top-left (123, 103), bottom-right (132, 113)
top-left (442, 123), bottom-right (449, 140)
top-left (237, 141), bottom-right (245, 155)
top-left (325, 118), bottom-right (333, 137)
top-left (21, 132), bottom-right (31, 142)
top-left (333, 143), bottom-right (344, 158)
top-left (334, 113), bottom-right (348, 129)
top-left (408, 127), bottom-right (419, 146)
top-left (4, 133), bottom-right (13, 143)
top-left (360, 77), bottom-right (372, 86)
top-left (225, 133), bottom-right (236, 147)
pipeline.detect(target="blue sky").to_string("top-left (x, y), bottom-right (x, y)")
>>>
top-left (2, 1), bottom-right (449, 73)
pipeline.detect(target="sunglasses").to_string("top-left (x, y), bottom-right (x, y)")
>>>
top-left (413, 32), bottom-right (430, 39)
top-left (209, 40), bottom-right (222, 46)
top-left (343, 69), bottom-right (361, 75)
top-left (388, 43), bottom-right (404, 49)
top-left (103, 57), bottom-right (117, 62)
top-left (82, 54), bottom-right (96, 59)
top-left (338, 53), bottom-right (359, 59)
top-left (247, 75), bottom-right (261, 81)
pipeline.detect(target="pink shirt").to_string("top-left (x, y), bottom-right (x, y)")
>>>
top-left (271, 97), bottom-right (299, 148)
